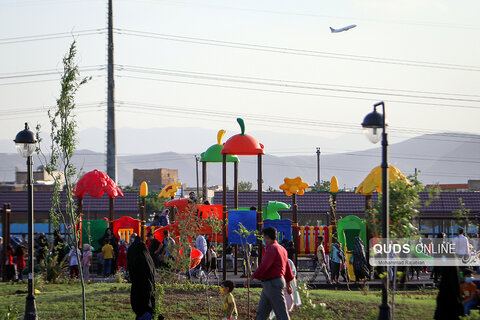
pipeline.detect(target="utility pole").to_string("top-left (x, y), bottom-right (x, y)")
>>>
top-left (316, 147), bottom-right (321, 186)
top-left (195, 155), bottom-right (200, 199)
top-left (106, 0), bottom-right (117, 182)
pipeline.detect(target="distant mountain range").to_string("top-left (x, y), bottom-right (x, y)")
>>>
top-left (0, 129), bottom-right (478, 189)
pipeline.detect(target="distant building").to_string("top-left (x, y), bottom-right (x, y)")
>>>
top-left (15, 166), bottom-right (65, 185)
top-left (0, 167), bottom-right (64, 192)
top-left (468, 180), bottom-right (480, 191)
top-left (132, 168), bottom-right (178, 191)
top-left (426, 180), bottom-right (480, 192)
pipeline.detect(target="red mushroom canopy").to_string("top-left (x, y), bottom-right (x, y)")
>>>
top-left (221, 118), bottom-right (264, 155)
top-left (74, 170), bottom-right (124, 199)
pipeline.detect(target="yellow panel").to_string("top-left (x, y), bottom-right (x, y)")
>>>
top-left (309, 227), bottom-right (315, 254)
top-left (119, 228), bottom-right (134, 243)
top-left (299, 226), bottom-right (305, 254)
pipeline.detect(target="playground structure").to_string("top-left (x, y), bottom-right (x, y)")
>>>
top-left (75, 120), bottom-right (420, 283)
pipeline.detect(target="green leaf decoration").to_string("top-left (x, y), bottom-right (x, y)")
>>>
top-left (237, 118), bottom-right (245, 135)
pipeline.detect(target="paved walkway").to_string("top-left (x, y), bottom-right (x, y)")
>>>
top-left (87, 270), bottom-right (437, 290)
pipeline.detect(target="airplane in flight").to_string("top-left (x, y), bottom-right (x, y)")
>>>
top-left (329, 24), bottom-right (357, 33)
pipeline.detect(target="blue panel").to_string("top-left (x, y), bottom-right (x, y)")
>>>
top-left (263, 219), bottom-right (292, 242)
top-left (228, 210), bottom-right (257, 245)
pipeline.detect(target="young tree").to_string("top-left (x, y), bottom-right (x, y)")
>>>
top-left (36, 41), bottom-right (90, 320)
top-left (234, 222), bottom-right (259, 320)
top-left (238, 181), bottom-right (253, 192)
top-left (310, 180), bottom-right (331, 192)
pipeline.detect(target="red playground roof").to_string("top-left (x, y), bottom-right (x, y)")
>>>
top-left (74, 170), bottom-right (124, 199)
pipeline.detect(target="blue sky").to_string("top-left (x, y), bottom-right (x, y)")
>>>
top-left (1, 0), bottom-right (479, 155)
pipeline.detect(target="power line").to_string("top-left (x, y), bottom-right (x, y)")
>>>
top-left (117, 65), bottom-right (480, 105)
top-left (0, 65), bottom-right (105, 80)
top-left (0, 29), bottom-right (106, 45)
top-left (0, 74), bottom-right (105, 87)
top-left (115, 28), bottom-right (480, 72)
top-left (118, 74), bottom-right (480, 111)
top-left (114, 101), bottom-right (480, 143)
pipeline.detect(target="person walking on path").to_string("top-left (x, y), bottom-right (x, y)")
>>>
top-left (250, 227), bottom-right (294, 320)
top-left (310, 236), bottom-right (331, 284)
top-left (127, 235), bottom-right (161, 320)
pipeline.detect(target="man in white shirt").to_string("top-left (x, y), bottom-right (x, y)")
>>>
top-left (454, 228), bottom-right (470, 258)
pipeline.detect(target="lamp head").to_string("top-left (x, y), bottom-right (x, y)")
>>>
top-left (361, 107), bottom-right (385, 144)
top-left (14, 123), bottom-right (37, 158)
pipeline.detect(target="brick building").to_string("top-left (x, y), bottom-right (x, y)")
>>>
top-left (132, 168), bottom-right (178, 191)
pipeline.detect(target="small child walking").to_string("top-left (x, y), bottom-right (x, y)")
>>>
top-left (116, 240), bottom-right (127, 273)
top-left (221, 280), bottom-right (238, 320)
top-left (207, 245), bottom-right (218, 279)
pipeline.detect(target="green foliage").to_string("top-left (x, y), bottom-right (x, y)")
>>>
top-left (453, 198), bottom-right (474, 233)
top-left (366, 176), bottom-right (426, 238)
top-left (296, 280), bottom-right (332, 318)
top-left (0, 304), bottom-right (19, 320)
top-left (43, 255), bottom-right (68, 282)
top-left (311, 180), bottom-right (331, 192)
top-left (145, 196), bottom-right (167, 215)
top-left (461, 310), bottom-right (480, 320)
top-left (238, 181), bottom-right (253, 192)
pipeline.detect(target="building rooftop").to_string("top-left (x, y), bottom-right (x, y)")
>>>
top-left (212, 191), bottom-right (480, 216)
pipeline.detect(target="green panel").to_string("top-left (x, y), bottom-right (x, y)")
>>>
top-left (337, 215), bottom-right (367, 252)
top-left (343, 229), bottom-right (360, 251)
top-left (82, 219), bottom-right (108, 251)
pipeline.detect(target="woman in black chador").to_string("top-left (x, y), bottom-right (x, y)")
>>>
top-left (127, 236), bottom-right (157, 320)
top-left (352, 237), bottom-right (369, 282)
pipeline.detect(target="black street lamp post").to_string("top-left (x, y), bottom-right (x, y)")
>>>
top-left (14, 123), bottom-right (38, 320)
top-left (362, 102), bottom-right (390, 320)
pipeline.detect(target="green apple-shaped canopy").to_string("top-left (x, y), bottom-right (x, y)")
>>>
top-left (200, 129), bottom-right (239, 163)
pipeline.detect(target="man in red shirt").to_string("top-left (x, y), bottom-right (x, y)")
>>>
top-left (250, 227), bottom-right (294, 320)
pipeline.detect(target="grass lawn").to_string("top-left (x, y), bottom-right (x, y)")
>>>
top-left (0, 281), bottom-right (438, 319)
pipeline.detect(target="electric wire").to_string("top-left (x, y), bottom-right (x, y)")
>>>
top-left (115, 28), bottom-right (480, 72)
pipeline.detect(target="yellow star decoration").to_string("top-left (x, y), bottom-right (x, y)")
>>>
top-left (279, 177), bottom-right (309, 196)
top-left (158, 182), bottom-right (182, 198)
top-left (356, 165), bottom-right (410, 195)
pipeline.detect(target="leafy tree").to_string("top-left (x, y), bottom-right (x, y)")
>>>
top-left (36, 41), bottom-right (90, 320)
top-left (145, 196), bottom-right (167, 216)
top-left (365, 176), bottom-right (429, 238)
top-left (453, 198), bottom-right (474, 235)
top-left (238, 181), bottom-right (253, 192)
top-left (310, 180), bottom-right (331, 192)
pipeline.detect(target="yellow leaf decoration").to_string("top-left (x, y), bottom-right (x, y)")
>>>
top-left (140, 181), bottom-right (148, 197)
top-left (330, 176), bottom-right (339, 194)
top-left (217, 129), bottom-right (226, 145)
top-left (356, 165), bottom-right (410, 195)
top-left (279, 177), bottom-right (309, 196)
top-left (158, 182), bottom-right (182, 198)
